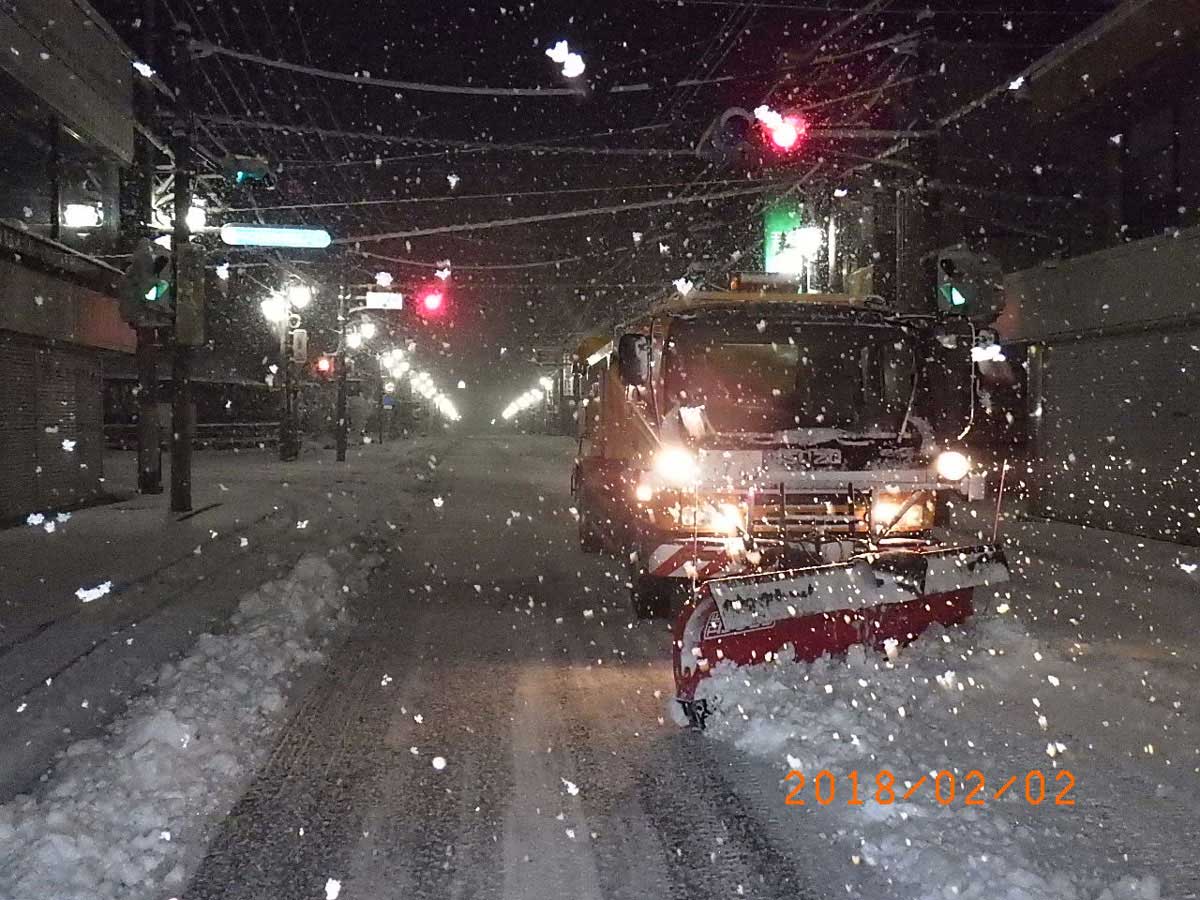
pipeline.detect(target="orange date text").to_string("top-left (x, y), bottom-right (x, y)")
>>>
top-left (783, 769), bottom-right (1076, 808)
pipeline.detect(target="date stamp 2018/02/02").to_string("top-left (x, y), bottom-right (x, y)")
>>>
top-left (784, 770), bottom-right (1076, 808)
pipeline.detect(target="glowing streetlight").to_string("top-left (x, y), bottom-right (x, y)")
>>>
top-left (63, 203), bottom-right (102, 229)
top-left (185, 204), bottom-right (207, 232)
top-left (260, 294), bottom-right (289, 324)
top-left (286, 284), bottom-right (313, 309)
top-left (375, 271), bottom-right (393, 287)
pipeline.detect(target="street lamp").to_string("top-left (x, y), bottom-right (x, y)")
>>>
top-left (63, 203), bottom-right (102, 229)
top-left (185, 204), bottom-right (207, 233)
top-left (358, 318), bottom-right (377, 340)
top-left (286, 283), bottom-right (313, 309)
top-left (261, 288), bottom-right (309, 462)
top-left (347, 330), bottom-right (364, 350)
top-left (260, 293), bottom-right (289, 324)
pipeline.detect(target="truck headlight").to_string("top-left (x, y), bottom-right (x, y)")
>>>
top-left (662, 499), bottom-right (747, 535)
top-left (654, 445), bottom-right (699, 487)
top-left (935, 450), bottom-right (970, 482)
top-left (709, 502), bottom-right (746, 536)
top-left (871, 493), bottom-right (933, 533)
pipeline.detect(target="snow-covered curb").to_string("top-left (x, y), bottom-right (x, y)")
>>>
top-left (694, 617), bottom-right (1166, 900)
top-left (0, 548), bottom-right (382, 900)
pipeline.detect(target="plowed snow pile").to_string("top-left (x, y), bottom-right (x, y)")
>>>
top-left (0, 549), bottom-right (381, 900)
top-left (696, 614), bottom-right (1192, 900)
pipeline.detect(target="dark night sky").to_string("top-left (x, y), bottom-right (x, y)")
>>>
top-left (93, 0), bottom-right (1115, 423)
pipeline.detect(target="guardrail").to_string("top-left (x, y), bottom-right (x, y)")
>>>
top-left (104, 422), bottom-right (281, 450)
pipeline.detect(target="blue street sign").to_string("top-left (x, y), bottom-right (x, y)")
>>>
top-left (220, 223), bottom-right (332, 249)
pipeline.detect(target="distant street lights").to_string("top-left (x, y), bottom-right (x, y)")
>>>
top-left (261, 282), bottom-right (315, 461)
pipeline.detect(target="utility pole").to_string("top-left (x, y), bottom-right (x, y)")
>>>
top-left (377, 357), bottom-right (385, 446)
top-left (135, 0), bottom-right (161, 494)
top-left (279, 324), bottom-right (299, 460)
top-left (335, 288), bottom-right (349, 462)
top-left (170, 22), bottom-right (194, 512)
top-left (48, 116), bottom-right (61, 242)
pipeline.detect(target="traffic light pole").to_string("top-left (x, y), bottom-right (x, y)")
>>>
top-left (170, 23), bottom-right (194, 513)
top-left (135, 0), bottom-right (161, 494)
top-left (279, 325), bottom-right (299, 461)
top-left (335, 289), bottom-right (349, 462)
top-left (377, 358), bottom-right (385, 446)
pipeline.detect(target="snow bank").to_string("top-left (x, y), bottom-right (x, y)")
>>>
top-left (0, 548), bottom-right (382, 900)
top-left (695, 617), bottom-right (1167, 900)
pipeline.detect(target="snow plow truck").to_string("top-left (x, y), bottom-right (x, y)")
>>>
top-left (571, 274), bottom-right (1011, 726)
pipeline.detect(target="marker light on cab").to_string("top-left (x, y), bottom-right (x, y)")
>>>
top-left (653, 446), bottom-right (700, 487)
top-left (935, 449), bottom-right (970, 482)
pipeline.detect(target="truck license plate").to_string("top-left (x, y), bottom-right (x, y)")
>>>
top-left (767, 447), bottom-right (843, 468)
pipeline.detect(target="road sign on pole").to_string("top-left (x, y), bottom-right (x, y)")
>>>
top-left (364, 290), bottom-right (404, 310)
top-left (219, 223), bottom-right (332, 248)
top-left (291, 327), bottom-right (309, 364)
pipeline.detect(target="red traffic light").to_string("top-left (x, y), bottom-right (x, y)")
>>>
top-left (314, 355), bottom-right (335, 379)
top-left (768, 116), bottom-right (803, 150)
top-left (754, 105), bottom-right (807, 153)
top-left (414, 287), bottom-right (448, 322)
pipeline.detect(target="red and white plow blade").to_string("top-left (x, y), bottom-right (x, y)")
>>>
top-left (672, 545), bottom-right (1010, 724)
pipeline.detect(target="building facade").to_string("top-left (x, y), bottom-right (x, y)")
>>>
top-left (947, 0), bottom-right (1200, 544)
top-left (0, 0), bottom-right (136, 520)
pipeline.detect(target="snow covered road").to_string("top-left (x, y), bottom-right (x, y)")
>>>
top-left (3, 435), bottom-right (1196, 899)
top-left (184, 435), bottom-right (826, 900)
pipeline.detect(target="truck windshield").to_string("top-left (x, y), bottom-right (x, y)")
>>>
top-left (665, 318), bottom-right (916, 434)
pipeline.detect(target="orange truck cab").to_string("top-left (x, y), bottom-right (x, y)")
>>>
top-left (572, 276), bottom-right (987, 619)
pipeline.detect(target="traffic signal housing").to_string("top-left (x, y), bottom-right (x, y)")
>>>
top-left (118, 239), bottom-right (172, 327)
top-left (696, 106), bottom-right (809, 165)
top-left (933, 248), bottom-right (1004, 323)
top-left (221, 153), bottom-right (276, 189)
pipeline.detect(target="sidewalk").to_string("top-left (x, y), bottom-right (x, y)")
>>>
top-left (947, 497), bottom-right (1200, 672)
top-left (2, 449), bottom-right (286, 650)
top-left (0, 438), bottom-right (449, 800)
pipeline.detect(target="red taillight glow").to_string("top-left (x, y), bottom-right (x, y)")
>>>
top-left (421, 291), bottom-right (444, 313)
top-left (316, 356), bottom-right (332, 373)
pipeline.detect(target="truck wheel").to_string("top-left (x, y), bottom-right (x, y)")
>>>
top-left (631, 576), bottom-right (672, 620)
top-left (578, 508), bottom-right (605, 553)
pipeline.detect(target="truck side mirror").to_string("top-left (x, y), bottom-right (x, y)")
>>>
top-left (617, 333), bottom-right (649, 387)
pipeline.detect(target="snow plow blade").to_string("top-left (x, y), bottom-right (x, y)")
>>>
top-left (673, 544), bottom-right (1009, 727)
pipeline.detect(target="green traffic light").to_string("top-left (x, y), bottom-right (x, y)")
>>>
top-left (939, 284), bottom-right (968, 307)
top-left (143, 280), bottom-right (170, 302)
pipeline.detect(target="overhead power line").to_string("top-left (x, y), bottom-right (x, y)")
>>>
top-left (190, 40), bottom-right (775, 99)
top-left (636, 0), bottom-right (1106, 14)
top-left (197, 115), bottom-right (702, 157)
top-left (355, 250), bottom-right (591, 270)
top-left (223, 177), bottom-right (780, 213)
top-left (332, 183), bottom-right (775, 244)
